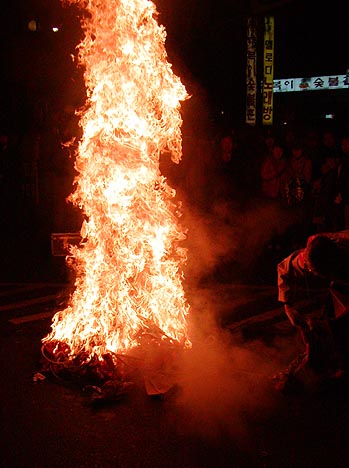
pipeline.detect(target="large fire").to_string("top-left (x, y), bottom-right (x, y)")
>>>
top-left (42, 0), bottom-right (192, 378)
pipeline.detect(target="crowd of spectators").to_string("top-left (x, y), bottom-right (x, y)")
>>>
top-left (165, 120), bottom-right (349, 284)
top-left (1, 110), bottom-right (349, 283)
top-left (258, 125), bottom-right (349, 240)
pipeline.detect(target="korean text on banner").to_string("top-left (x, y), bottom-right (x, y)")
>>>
top-left (262, 16), bottom-right (274, 125)
top-left (246, 17), bottom-right (258, 126)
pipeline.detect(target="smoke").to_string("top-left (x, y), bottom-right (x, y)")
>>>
top-left (161, 126), bottom-right (296, 288)
top-left (180, 202), bottom-right (237, 285)
top-left (155, 79), bottom-right (300, 445)
top-left (180, 195), bottom-right (296, 288)
top-left (228, 197), bottom-right (297, 269)
top-left (157, 191), bottom-right (298, 443)
top-left (171, 318), bottom-right (288, 445)
top-left (158, 156), bottom-right (298, 445)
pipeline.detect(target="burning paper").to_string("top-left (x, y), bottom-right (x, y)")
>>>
top-left (42, 0), bottom-right (192, 373)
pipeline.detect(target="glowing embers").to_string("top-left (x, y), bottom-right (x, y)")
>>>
top-left (40, 327), bottom-right (186, 401)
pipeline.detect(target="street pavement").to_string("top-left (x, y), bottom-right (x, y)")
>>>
top-left (1, 271), bottom-right (349, 468)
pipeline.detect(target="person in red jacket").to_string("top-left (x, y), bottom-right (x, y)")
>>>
top-left (275, 230), bottom-right (349, 391)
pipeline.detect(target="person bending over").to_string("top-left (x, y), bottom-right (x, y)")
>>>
top-left (276, 230), bottom-right (349, 391)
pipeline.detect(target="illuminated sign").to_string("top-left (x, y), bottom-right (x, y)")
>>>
top-left (274, 75), bottom-right (349, 92)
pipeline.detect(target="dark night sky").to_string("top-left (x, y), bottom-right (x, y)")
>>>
top-left (159, 0), bottom-right (349, 120)
top-left (1, 0), bottom-right (349, 127)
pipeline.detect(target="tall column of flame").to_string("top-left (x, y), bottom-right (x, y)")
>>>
top-left (42, 0), bottom-right (191, 362)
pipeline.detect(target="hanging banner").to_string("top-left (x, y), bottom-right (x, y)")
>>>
top-left (274, 74), bottom-right (349, 92)
top-left (245, 17), bottom-right (258, 126)
top-left (262, 16), bottom-right (274, 125)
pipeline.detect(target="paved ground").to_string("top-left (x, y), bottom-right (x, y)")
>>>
top-left (1, 271), bottom-right (349, 468)
top-left (0, 221), bottom-right (348, 467)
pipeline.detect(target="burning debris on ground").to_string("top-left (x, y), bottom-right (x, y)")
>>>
top-left (39, 324), bottom-right (189, 403)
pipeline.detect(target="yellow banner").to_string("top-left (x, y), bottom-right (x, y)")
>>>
top-left (262, 16), bottom-right (274, 125)
top-left (246, 17), bottom-right (257, 126)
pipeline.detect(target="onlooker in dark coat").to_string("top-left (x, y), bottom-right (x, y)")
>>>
top-left (280, 138), bottom-right (313, 248)
top-left (260, 139), bottom-right (287, 199)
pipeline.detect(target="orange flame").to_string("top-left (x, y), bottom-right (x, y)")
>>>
top-left (42, 0), bottom-right (191, 362)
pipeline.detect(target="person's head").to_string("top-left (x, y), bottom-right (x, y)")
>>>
top-left (220, 133), bottom-right (237, 162)
top-left (272, 140), bottom-right (285, 160)
top-left (321, 155), bottom-right (340, 174)
top-left (221, 135), bottom-right (233, 151)
top-left (265, 134), bottom-right (275, 151)
top-left (305, 235), bottom-right (349, 281)
top-left (0, 133), bottom-right (8, 150)
top-left (290, 138), bottom-right (303, 159)
top-left (322, 130), bottom-right (337, 149)
top-left (340, 135), bottom-right (349, 155)
top-left (304, 129), bottom-right (320, 150)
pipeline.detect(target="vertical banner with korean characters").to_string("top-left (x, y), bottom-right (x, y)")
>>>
top-left (262, 16), bottom-right (274, 125)
top-left (246, 17), bottom-right (257, 126)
